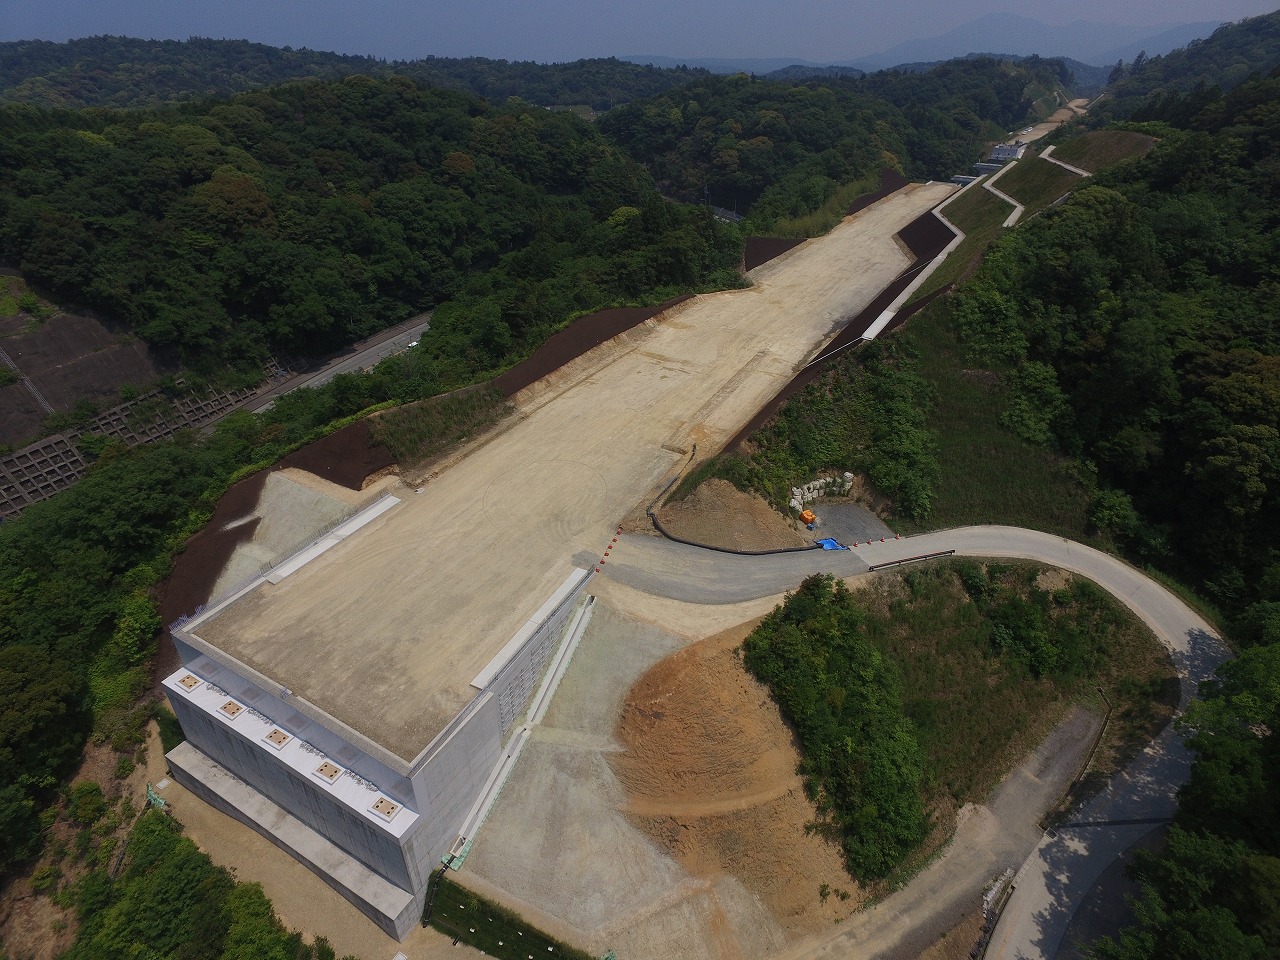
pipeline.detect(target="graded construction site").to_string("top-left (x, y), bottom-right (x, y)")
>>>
top-left (161, 181), bottom-right (956, 942)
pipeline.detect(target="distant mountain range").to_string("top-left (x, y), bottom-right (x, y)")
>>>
top-left (623, 12), bottom-right (1224, 75)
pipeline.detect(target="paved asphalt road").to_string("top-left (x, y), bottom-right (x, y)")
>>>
top-left (246, 314), bottom-right (431, 413)
top-left (606, 525), bottom-right (1228, 960)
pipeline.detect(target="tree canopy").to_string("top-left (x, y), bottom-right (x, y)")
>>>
top-left (0, 75), bottom-right (740, 375)
top-left (598, 57), bottom-right (1071, 225)
top-left (743, 574), bottom-right (927, 879)
top-left (1092, 9), bottom-right (1280, 123)
top-left (0, 36), bottom-right (708, 111)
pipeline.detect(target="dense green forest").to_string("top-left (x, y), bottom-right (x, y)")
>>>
top-left (868, 53), bottom-right (1110, 95)
top-left (949, 72), bottom-right (1280, 631)
top-left (57, 809), bottom-right (350, 959)
top-left (743, 563), bottom-right (1171, 882)
top-left (598, 56), bottom-right (1070, 224)
top-left (744, 574), bottom-right (928, 879)
top-left (0, 36), bottom-right (708, 111)
top-left (911, 48), bottom-right (1278, 960)
top-left (0, 75), bottom-right (741, 376)
top-left (1092, 9), bottom-right (1280, 122)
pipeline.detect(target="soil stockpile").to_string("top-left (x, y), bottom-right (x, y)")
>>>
top-left (611, 625), bottom-right (861, 933)
top-left (654, 479), bottom-right (808, 552)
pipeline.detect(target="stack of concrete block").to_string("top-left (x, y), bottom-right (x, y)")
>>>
top-left (789, 472), bottom-right (855, 511)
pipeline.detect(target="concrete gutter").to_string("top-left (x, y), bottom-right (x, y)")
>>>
top-left (856, 179), bottom-right (975, 341)
top-left (1040, 144), bottom-right (1092, 178)
top-left (982, 161), bottom-right (1026, 227)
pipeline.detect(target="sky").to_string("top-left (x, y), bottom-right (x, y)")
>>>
top-left (2, 0), bottom-right (1276, 63)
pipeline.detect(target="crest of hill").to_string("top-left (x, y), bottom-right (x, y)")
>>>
top-left (0, 36), bottom-right (710, 110)
top-left (849, 53), bottom-right (1110, 96)
top-left (846, 13), bottom-right (1222, 71)
top-left (1096, 9), bottom-right (1280, 120)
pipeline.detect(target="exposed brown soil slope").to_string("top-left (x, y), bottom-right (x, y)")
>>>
top-left (493, 296), bottom-right (693, 397)
top-left (612, 624), bottom-right (862, 934)
top-left (276, 419), bottom-right (394, 490)
top-left (743, 237), bottom-right (806, 272)
top-left (654, 478), bottom-right (808, 551)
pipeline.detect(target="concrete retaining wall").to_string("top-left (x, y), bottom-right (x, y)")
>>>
top-left (165, 566), bottom-right (592, 941)
top-left (485, 570), bottom-right (592, 736)
top-left (167, 742), bottom-right (421, 939)
top-left (168, 692), bottom-right (418, 890)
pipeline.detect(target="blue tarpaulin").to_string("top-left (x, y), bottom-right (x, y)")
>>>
top-left (814, 538), bottom-right (849, 551)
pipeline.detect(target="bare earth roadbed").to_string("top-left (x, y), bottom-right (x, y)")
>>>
top-left (193, 181), bottom-right (954, 763)
top-left (103, 184), bottom-right (953, 960)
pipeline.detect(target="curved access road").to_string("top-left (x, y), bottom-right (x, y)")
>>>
top-left (605, 525), bottom-right (1229, 960)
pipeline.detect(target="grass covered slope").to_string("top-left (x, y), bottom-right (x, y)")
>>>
top-left (996, 155), bottom-right (1082, 210)
top-left (1048, 129), bottom-right (1156, 173)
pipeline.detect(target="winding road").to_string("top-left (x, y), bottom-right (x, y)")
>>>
top-left (605, 525), bottom-right (1229, 960)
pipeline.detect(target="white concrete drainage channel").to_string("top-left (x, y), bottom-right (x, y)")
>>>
top-left (445, 592), bottom-right (597, 868)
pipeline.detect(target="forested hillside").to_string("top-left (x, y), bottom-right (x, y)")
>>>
top-left (599, 57), bottom-right (1071, 227)
top-left (0, 36), bottom-right (707, 110)
top-left (1093, 9), bottom-right (1280, 121)
top-left (0, 75), bottom-right (740, 376)
top-left (945, 70), bottom-right (1280, 958)
top-left (857, 53), bottom-right (1109, 94)
top-left (950, 71), bottom-right (1279, 629)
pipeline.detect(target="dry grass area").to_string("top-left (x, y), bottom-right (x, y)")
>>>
top-left (654, 478), bottom-right (809, 551)
top-left (611, 623), bottom-right (861, 935)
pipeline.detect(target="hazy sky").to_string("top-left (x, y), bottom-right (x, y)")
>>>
top-left (3, 0), bottom-right (1276, 63)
